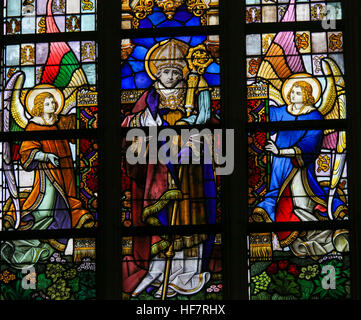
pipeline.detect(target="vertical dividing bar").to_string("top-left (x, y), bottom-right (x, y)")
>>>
top-left (220, 0), bottom-right (248, 300)
top-left (96, 0), bottom-right (122, 300)
top-left (344, 0), bottom-right (361, 300)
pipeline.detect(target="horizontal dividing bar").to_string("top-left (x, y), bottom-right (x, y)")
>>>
top-left (119, 123), bottom-right (226, 135)
top-left (247, 220), bottom-right (350, 233)
top-left (0, 128), bottom-right (98, 141)
top-left (248, 196), bottom-right (349, 203)
top-left (120, 259), bottom-right (223, 263)
top-left (119, 120), bottom-right (349, 135)
top-left (246, 75), bottom-right (346, 80)
top-left (3, 31), bottom-right (100, 44)
top-left (121, 196), bottom-right (220, 202)
top-left (119, 25), bottom-right (220, 39)
top-left (119, 223), bottom-right (222, 236)
top-left (119, 85), bottom-right (219, 92)
top-left (2, 63), bottom-right (98, 68)
top-left (2, 24), bottom-right (219, 43)
top-left (247, 119), bottom-right (348, 132)
top-left (0, 228), bottom-right (97, 241)
top-left (245, 20), bottom-right (345, 34)
top-left (121, 54), bottom-right (222, 63)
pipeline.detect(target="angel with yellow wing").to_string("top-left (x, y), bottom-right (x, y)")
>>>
top-left (248, 4), bottom-right (349, 259)
top-left (0, 0), bottom-right (95, 268)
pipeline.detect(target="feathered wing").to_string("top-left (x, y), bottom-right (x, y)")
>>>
top-left (268, 84), bottom-right (285, 106)
top-left (41, 0), bottom-right (90, 116)
top-left (253, 0), bottom-right (347, 220)
top-left (255, 0), bottom-right (302, 106)
top-left (319, 57), bottom-right (347, 220)
top-left (1, 0), bottom-right (91, 228)
top-left (3, 71), bottom-right (29, 229)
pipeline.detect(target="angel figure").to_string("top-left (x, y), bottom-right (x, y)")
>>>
top-left (1, 76), bottom-right (95, 268)
top-left (250, 58), bottom-right (349, 259)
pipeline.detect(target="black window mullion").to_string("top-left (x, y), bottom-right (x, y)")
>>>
top-left (245, 20), bottom-right (345, 34)
top-left (0, 228), bottom-right (96, 241)
top-left (96, 0), bottom-right (122, 300)
top-left (247, 221), bottom-right (350, 234)
top-left (343, 0), bottom-right (361, 300)
top-left (220, 0), bottom-right (248, 300)
top-left (3, 31), bottom-right (99, 45)
top-left (120, 25), bottom-right (220, 39)
top-left (246, 119), bottom-right (348, 132)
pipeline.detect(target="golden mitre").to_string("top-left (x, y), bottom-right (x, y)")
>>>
top-left (145, 39), bottom-right (190, 80)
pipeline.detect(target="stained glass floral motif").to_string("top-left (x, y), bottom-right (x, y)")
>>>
top-left (248, 232), bottom-right (350, 300)
top-left (0, 238), bottom-right (96, 300)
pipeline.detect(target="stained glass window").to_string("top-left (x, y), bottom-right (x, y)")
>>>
top-left (245, 0), bottom-right (350, 300)
top-left (1, 0), bottom-right (98, 300)
top-left (2, 0), bottom-right (358, 302)
top-left (120, 59), bottom-right (223, 299)
top-left (120, 0), bottom-right (222, 301)
top-left (121, 0), bottom-right (219, 29)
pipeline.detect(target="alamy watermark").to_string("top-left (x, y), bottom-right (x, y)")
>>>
top-left (321, 265), bottom-right (336, 290)
top-left (21, 266), bottom-right (36, 290)
top-left (321, 4), bottom-right (340, 30)
top-left (125, 127), bottom-right (234, 176)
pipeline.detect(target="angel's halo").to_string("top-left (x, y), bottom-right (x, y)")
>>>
top-left (25, 84), bottom-right (64, 117)
top-left (282, 73), bottom-right (322, 106)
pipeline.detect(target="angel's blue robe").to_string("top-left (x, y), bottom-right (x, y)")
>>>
top-left (255, 105), bottom-right (346, 222)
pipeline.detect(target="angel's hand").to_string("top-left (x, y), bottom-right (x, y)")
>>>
top-left (47, 153), bottom-right (60, 167)
top-left (265, 140), bottom-right (279, 155)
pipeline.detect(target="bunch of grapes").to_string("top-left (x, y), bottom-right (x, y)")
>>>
top-left (47, 279), bottom-right (71, 300)
top-left (252, 271), bottom-right (271, 294)
top-left (45, 264), bottom-right (65, 281)
top-left (63, 268), bottom-right (77, 280)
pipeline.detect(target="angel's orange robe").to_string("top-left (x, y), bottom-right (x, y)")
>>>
top-left (18, 122), bottom-right (94, 231)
